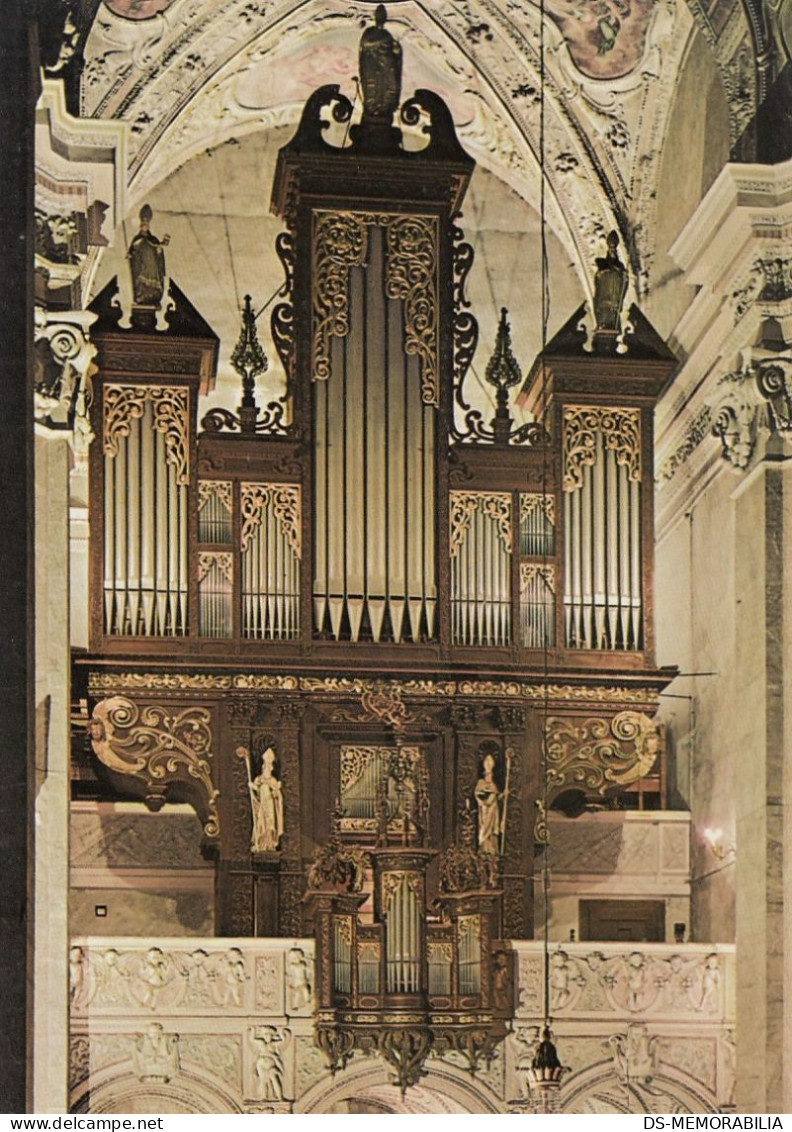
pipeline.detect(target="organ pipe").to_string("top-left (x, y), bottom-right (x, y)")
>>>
top-left (563, 411), bottom-right (643, 650)
top-left (103, 391), bottom-right (189, 637)
top-left (385, 875), bottom-right (421, 994)
top-left (240, 484), bottom-right (301, 640)
top-left (313, 218), bottom-right (437, 643)
top-left (450, 493), bottom-right (512, 646)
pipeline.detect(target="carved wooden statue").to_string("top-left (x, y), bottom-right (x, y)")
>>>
top-left (474, 753), bottom-right (502, 855)
top-left (593, 230), bottom-right (628, 333)
top-left (128, 203), bottom-right (170, 307)
top-left (359, 4), bottom-right (402, 122)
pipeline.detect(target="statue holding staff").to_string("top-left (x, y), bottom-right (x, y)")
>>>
top-left (237, 745), bottom-right (284, 853)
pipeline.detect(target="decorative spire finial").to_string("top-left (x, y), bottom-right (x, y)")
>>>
top-left (231, 294), bottom-right (268, 414)
top-left (485, 307), bottom-right (522, 443)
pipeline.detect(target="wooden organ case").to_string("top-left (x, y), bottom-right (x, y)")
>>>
top-left (78, 7), bottom-right (678, 1093)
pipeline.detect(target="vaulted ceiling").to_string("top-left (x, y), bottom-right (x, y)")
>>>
top-left (78, 0), bottom-right (747, 413)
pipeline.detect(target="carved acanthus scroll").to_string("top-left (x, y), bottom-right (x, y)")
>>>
top-left (312, 210), bottom-right (439, 405)
top-left (544, 710), bottom-right (662, 802)
top-left (449, 491), bottom-right (513, 556)
top-left (103, 384), bottom-right (190, 485)
top-left (240, 483), bottom-right (301, 556)
top-left (563, 406), bottom-right (641, 491)
top-left (88, 696), bottom-right (219, 837)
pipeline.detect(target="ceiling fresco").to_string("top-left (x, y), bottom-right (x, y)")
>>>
top-left (544, 0), bottom-right (656, 79)
top-left (103, 0), bottom-right (176, 17)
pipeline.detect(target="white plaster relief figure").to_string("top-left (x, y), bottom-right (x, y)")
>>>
top-left (99, 947), bottom-right (130, 1004)
top-left (69, 945), bottom-right (85, 1008)
top-left (697, 954), bottom-right (720, 1012)
top-left (132, 1023), bottom-right (180, 1083)
top-left (216, 947), bottom-right (246, 1007)
top-left (251, 1026), bottom-right (286, 1101)
top-left (607, 1023), bottom-right (657, 1085)
top-left (624, 951), bottom-right (652, 1011)
top-left (513, 1026), bottom-right (540, 1100)
top-left (550, 949), bottom-right (585, 1010)
top-left (138, 946), bottom-right (172, 1010)
top-left (286, 947), bottom-right (312, 1012)
top-left (186, 948), bottom-right (213, 1006)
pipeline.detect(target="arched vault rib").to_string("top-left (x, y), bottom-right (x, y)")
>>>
top-left (83, 0), bottom-right (695, 302)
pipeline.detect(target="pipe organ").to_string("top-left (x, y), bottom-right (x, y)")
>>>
top-left (79, 6), bottom-right (679, 1103)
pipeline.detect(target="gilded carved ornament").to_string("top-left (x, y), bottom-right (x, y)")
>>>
top-left (103, 384), bottom-right (190, 485)
top-left (520, 492), bottom-right (555, 526)
top-left (87, 670), bottom-right (660, 709)
top-left (240, 483), bottom-right (301, 556)
top-left (562, 406), bottom-right (641, 492)
top-left (88, 696), bottom-right (219, 837)
top-left (544, 710), bottom-right (662, 801)
top-left (450, 491), bottom-right (513, 557)
top-left (520, 563), bottom-right (555, 594)
top-left (198, 552), bottom-right (233, 584)
top-left (198, 479), bottom-right (232, 515)
top-left (312, 210), bottom-right (439, 406)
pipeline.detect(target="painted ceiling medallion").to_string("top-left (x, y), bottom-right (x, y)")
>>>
top-left (103, 0), bottom-right (176, 18)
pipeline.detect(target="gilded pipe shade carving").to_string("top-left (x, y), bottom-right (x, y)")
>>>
top-left (103, 384), bottom-right (190, 485)
top-left (562, 406), bottom-right (641, 493)
top-left (312, 210), bottom-right (439, 407)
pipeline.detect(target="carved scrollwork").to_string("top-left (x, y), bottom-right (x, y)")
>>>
top-left (544, 711), bottom-right (662, 802)
top-left (198, 479), bottom-right (232, 514)
top-left (563, 406), bottom-right (641, 491)
top-left (313, 212), bottom-right (369, 382)
top-left (271, 229), bottom-right (296, 384)
top-left (200, 400), bottom-right (289, 437)
top-left (104, 384), bottom-right (190, 485)
top-left (451, 218), bottom-right (478, 412)
top-left (313, 210), bottom-right (439, 406)
top-left (384, 215), bottom-right (439, 406)
top-left (755, 359), bottom-right (792, 432)
top-left (711, 370), bottom-right (760, 471)
top-left (240, 483), bottom-right (301, 557)
top-left (520, 563), bottom-right (556, 594)
top-left (449, 491), bottom-right (512, 556)
top-left (520, 492), bottom-right (555, 526)
top-left (88, 696), bottom-right (219, 837)
top-left (198, 552), bottom-right (233, 584)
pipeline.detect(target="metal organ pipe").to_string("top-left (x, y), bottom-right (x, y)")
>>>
top-left (103, 392), bottom-right (189, 638)
top-left (450, 494), bottom-right (512, 646)
top-left (313, 218), bottom-right (436, 644)
top-left (563, 414), bottom-right (643, 650)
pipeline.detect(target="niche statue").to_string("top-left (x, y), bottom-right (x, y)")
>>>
top-left (474, 753), bottom-right (502, 856)
top-left (237, 745), bottom-right (284, 853)
top-left (128, 204), bottom-right (170, 308)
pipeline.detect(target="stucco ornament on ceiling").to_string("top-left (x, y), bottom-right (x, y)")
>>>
top-left (82, 0), bottom-right (696, 306)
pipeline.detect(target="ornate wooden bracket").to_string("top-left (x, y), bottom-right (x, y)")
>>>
top-left (88, 695), bottom-right (219, 840)
top-left (544, 710), bottom-right (662, 805)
